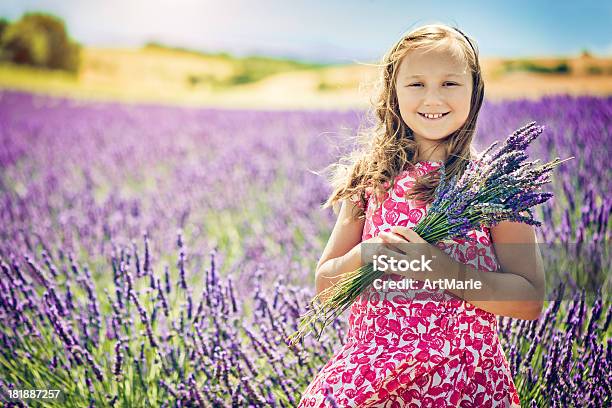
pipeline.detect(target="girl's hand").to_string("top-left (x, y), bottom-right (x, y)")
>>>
top-left (379, 226), bottom-right (433, 279)
top-left (361, 227), bottom-right (433, 277)
top-left (360, 234), bottom-right (407, 264)
top-left (385, 226), bottom-right (428, 244)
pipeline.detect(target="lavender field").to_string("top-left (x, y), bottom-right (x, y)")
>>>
top-left (0, 90), bottom-right (610, 407)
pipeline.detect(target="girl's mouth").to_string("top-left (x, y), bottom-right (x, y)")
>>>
top-left (418, 112), bottom-right (450, 120)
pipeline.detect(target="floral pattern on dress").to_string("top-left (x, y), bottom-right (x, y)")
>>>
top-left (298, 161), bottom-right (521, 408)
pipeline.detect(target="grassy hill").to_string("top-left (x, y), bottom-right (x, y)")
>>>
top-left (0, 44), bottom-right (610, 109)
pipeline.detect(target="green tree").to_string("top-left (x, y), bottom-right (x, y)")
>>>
top-left (0, 18), bottom-right (8, 38)
top-left (0, 12), bottom-right (81, 72)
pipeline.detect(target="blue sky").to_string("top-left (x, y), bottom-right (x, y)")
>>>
top-left (2, 0), bottom-right (610, 63)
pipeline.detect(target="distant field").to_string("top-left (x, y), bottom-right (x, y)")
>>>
top-left (0, 44), bottom-right (610, 108)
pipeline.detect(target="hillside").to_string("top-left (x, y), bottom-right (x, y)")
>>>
top-left (0, 45), bottom-right (610, 109)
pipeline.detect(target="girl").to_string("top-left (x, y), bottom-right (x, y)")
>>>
top-left (298, 23), bottom-right (544, 407)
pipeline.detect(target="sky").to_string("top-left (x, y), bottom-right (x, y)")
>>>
top-left (1, 0), bottom-right (610, 63)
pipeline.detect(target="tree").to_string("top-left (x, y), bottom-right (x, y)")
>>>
top-left (0, 12), bottom-right (81, 72)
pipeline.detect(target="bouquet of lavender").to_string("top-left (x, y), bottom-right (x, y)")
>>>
top-left (288, 122), bottom-right (573, 346)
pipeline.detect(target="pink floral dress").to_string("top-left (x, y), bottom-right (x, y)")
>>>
top-left (298, 161), bottom-right (521, 408)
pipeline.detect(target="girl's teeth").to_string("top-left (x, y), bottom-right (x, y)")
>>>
top-left (421, 113), bottom-right (445, 119)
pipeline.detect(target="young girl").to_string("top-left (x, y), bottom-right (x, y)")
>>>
top-left (298, 23), bottom-right (544, 407)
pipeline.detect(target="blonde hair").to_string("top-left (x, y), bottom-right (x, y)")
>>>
top-left (323, 23), bottom-right (485, 220)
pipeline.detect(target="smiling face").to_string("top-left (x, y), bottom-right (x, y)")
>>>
top-left (395, 46), bottom-right (473, 160)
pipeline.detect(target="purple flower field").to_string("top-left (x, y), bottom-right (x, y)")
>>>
top-left (0, 90), bottom-right (610, 407)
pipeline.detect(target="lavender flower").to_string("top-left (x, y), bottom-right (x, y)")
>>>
top-left (0, 90), bottom-right (607, 406)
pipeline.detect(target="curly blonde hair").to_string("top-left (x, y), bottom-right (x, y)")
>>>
top-left (321, 23), bottom-right (485, 221)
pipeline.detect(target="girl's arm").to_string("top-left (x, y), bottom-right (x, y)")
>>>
top-left (315, 200), bottom-right (366, 300)
top-left (387, 222), bottom-right (546, 320)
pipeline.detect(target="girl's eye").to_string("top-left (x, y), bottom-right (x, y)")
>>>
top-left (406, 82), bottom-right (459, 88)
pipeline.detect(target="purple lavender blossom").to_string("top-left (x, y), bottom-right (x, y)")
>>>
top-left (0, 90), bottom-right (608, 406)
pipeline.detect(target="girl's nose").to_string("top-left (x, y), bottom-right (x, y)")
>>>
top-left (423, 87), bottom-right (444, 106)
